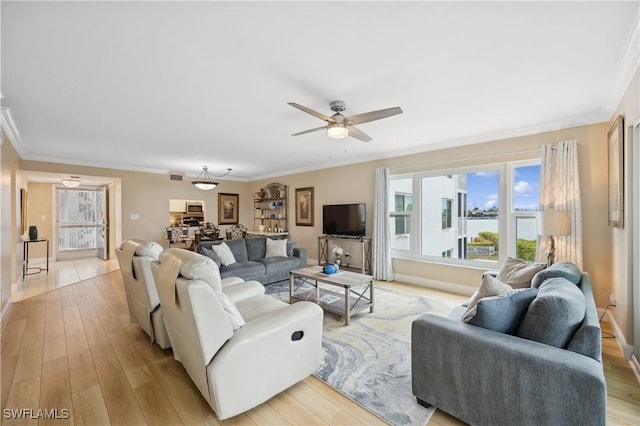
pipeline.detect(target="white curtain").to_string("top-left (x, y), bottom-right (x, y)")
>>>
top-left (373, 167), bottom-right (394, 281)
top-left (538, 140), bottom-right (583, 268)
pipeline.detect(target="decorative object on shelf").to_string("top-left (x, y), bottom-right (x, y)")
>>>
top-left (537, 210), bottom-right (570, 266)
top-left (295, 187), bottom-right (314, 226)
top-left (254, 183), bottom-right (288, 233)
top-left (332, 246), bottom-right (344, 265)
top-left (608, 115), bottom-right (624, 228)
top-left (191, 166), bottom-right (232, 191)
top-left (62, 176), bottom-right (81, 188)
top-left (323, 263), bottom-right (340, 275)
top-left (344, 253), bottom-right (350, 267)
top-left (218, 193), bottom-right (239, 224)
top-left (28, 226), bottom-right (38, 241)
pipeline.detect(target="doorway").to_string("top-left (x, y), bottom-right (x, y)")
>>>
top-left (55, 186), bottom-right (108, 261)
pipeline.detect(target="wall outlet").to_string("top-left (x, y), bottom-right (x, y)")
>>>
top-left (609, 293), bottom-right (618, 307)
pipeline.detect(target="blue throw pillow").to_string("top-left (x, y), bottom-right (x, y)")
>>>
top-left (530, 262), bottom-right (581, 288)
top-left (463, 288), bottom-right (538, 334)
top-left (517, 277), bottom-right (586, 348)
top-left (201, 246), bottom-right (222, 268)
top-left (286, 240), bottom-right (296, 257)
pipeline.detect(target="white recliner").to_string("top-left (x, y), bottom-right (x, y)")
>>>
top-left (151, 248), bottom-right (323, 420)
top-left (116, 239), bottom-right (172, 349)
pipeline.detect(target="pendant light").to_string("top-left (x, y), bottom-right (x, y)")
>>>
top-left (191, 167), bottom-right (232, 190)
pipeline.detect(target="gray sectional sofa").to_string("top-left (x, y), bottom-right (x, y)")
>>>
top-left (411, 262), bottom-right (606, 426)
top-left (197, 237), bottom-right (307, 285)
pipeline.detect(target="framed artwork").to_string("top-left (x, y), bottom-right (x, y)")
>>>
top-left (608, 115), bottom-right (624, 228)
top-left (218, 193), bottom-right (239, 225)
top-left (295, 187), bottom-right (314, 226)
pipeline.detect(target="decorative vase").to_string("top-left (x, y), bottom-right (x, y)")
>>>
top-left (28, 226), bottom-right (38, 241)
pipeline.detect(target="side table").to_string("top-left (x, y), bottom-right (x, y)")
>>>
top-left (23, 239), bottom-right (50, 278)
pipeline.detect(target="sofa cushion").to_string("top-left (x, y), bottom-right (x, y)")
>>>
top-left (530, 262), bottom-right (581, 288)
top-left (496, 257), bottom-right (546, 288)
top-left (516, 277), bottom-right (585, 348)
top-left (259, 257), bottom-right (300, 273)
top-left (220, 261), bottom-right (266, 278)
top-left (224, 239), bottom-right (249, 262)
top-left (211, 242), bottom-right (236, 266)
top-left (465, 273), bottom-right (513, 314)
top-left (246, 237), bottom-right (267, 261)
top-left (265, 238), bottom-right (288, 258)
top-left (201, 246), bottom-right (222, 268)
top-left (463, 288), bottom-right (538, 334)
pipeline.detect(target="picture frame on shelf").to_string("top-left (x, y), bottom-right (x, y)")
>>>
top-left (295, 187), bottom-right (314, 226)
top-left (608, 115), bottom-right (624, 228)
top-left (218, 193), bottom-right (239, 225)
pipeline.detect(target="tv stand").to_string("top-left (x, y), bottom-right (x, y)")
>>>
top-left (318, 235), bottom-right (372, 275)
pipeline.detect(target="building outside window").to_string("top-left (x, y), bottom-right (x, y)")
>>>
top-left (441, 198), bottom-right (453, 229)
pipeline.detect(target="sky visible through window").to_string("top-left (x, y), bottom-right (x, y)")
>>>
top-left (466, 165), bottom-right (540, 212)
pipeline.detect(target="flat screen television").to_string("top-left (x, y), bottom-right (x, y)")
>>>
top-left (322, 203), bottom-right (366, 237)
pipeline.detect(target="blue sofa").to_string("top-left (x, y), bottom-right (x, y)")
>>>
top-left (411, 262), bottom-right (606, 426)
top-left (197, 237), bottom-right (307, 285)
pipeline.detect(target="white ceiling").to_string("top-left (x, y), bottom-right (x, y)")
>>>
top-left (2, 1), bottom-right (639, 181)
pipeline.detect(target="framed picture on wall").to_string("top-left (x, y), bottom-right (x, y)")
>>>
top-left (608, 115), bottom-right (624, 228)
top-left (295, 187), bottom-right (314, 226)
top-left (218, 193), bottom-right (239, 225)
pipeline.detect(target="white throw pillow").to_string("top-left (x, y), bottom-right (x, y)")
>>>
top-left (219, 292), bottom-right (245, 330)
top-left (211, 242), bottom-right (236, 266)
top-left (265, 238), bottom-right (288, 258)
top-left (496, 257), bottom-right (546, 289)
top-left (464, 273), bottom-right (513, 316)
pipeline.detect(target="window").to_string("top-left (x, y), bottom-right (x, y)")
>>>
top-left (389, 177), bottom-right (413, 251)
top-left (389, 160), bottom-right (540, 266)
top-left (441, 199), bottom-right (452, 229)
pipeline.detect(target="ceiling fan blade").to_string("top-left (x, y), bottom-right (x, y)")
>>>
top-left (347, 106), bottom-right (403, 125)
top-left (288, 102), bottom-right (336, 123)
top-left (347, 125), bottom-right (373, 142)
top-left (291, 125), bottom-right (327, 136)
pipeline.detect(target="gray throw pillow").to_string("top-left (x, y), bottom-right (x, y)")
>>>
top-left (496, 257), bottom-right (546, 289)
top-left (464, 274), bottom-right (512, 316)
top-left (286, 240), bottom-right (297, 257)
top-left (463, 288), bottom-right (538, 334)
top-left (201, 246), bottom-right (222, 268)
top-left (530, 262), bottom-right (581, 288)
top-left (516, 277), bottom-right (586, 348)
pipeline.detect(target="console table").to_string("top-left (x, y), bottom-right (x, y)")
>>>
top-left (23, 238), bottom-right (50, 278)
top-left (318, 235), bottom-right (372, 275)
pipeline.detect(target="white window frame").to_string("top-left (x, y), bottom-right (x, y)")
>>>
top-left (390, 158), bottom-right (541, 268)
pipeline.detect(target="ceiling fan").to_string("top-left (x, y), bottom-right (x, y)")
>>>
top-left (288, 100), bottom-right (403, 142)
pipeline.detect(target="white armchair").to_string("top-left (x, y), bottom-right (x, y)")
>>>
top-left (116, 239), bottom-right (171, 349)
top-left (151, 248), bottom-right (323, 420)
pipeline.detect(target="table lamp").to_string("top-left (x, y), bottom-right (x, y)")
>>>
top-left (537, 210), bottom-right (570, 266)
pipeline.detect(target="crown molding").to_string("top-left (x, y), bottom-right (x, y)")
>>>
top-left (0, 107), bottom-right (25, 157)
top-left (605, 11), bottom-right (640, 114)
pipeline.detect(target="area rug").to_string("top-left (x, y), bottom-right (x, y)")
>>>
top-left (265, 280), bottom-right (457, 426)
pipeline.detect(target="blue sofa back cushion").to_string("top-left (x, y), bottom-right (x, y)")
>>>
top-left (516, 277), bottom-right (585, 348)
top-left (224, 239), bottom-right (249, 262)
top-left (463, 288), bottom-right (538, 334)
top-left (246, 237), bottom-right (266, 260)
top-left (531, 261), bottom-right (581, 288)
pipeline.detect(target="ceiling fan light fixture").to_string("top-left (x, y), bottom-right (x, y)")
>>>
top-left (327, 123), bottom-right (348, 139)
top-left (62, 177), bottom-right (81, 188)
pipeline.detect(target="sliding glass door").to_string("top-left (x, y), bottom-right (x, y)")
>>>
top-left (56, 187), bottom-right (108, 260)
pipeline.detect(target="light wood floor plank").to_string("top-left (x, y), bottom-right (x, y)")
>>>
top-left (2, 376), bottom-right (40, 426)
top-left (66, 332), bottom-right (100, 393)
top-left (39, 357), bottom-right (73, 426)
top-left (132, 380), bottom-right (184, 425)
top-left (268, 389), bottom-right (327, 425)
top-left (71, 384), bottom-right (111, 426)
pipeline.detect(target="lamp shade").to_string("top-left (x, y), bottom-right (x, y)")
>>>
top-left (62, 178), bottom-right (81, 188)
top-left (537, 210), bottom-right (570, 236)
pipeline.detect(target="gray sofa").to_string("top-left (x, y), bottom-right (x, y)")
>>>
top-left (197, 237), bottom-right (307, 285)
top-left (411, 262), bottom-right (606, 426)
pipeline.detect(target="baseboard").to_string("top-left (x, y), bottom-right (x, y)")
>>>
top-left (606, 310), bottom-right (634, 360)
top-left (393, 273), bottom-right (476, 296)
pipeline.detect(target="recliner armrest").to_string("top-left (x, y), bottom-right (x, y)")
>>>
top-left (222, 280), bottom-right (265, 303)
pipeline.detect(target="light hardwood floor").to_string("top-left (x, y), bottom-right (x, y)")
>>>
top-left (1, 270), bottom-right (638, 425)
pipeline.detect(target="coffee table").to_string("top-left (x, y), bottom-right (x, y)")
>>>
top-left (289, 265), bottom-right (374, 325)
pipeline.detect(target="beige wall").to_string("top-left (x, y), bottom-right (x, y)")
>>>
top-left (0, 134), bottom-right (22, 314)
top-left (610, 69), bottom-right (640, 343)
top-left (25, 182), bottom-right (53, 258)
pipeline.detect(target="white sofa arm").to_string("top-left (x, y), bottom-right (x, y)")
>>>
top-left (207, 301), bottom-right (323, 419)
top-left (222, 280), bottom-right (265, 304)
